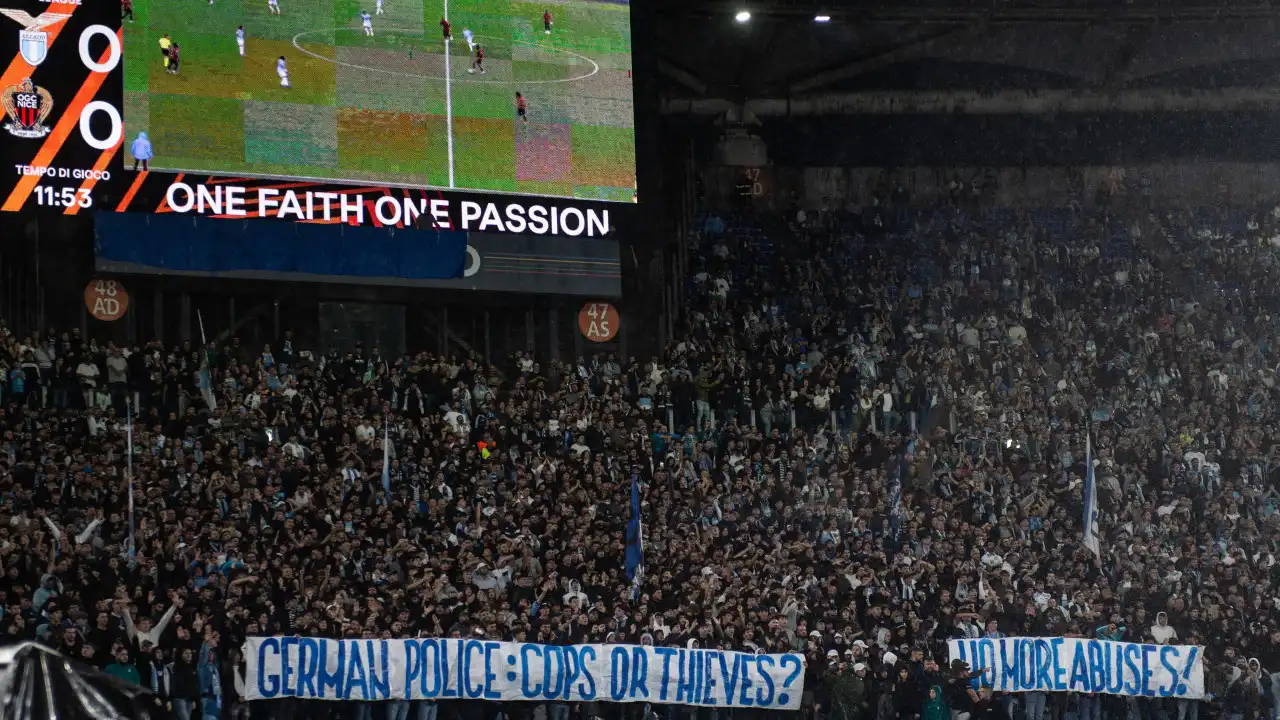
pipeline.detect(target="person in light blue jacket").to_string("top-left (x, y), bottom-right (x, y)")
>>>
top-left (130, 131), bottom-right (152, 171)
top-left (196, 634), bottom-right (221, 720)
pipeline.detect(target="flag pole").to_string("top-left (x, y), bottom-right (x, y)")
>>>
top-left (1083, 420), bottom-right (1101, 561)
top-left (127, 398), bottom-right (136, 570)
top-left (382, 413), bottom-right (392, 505)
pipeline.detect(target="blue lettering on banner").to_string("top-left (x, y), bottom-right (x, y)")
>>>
top-left (1036, 639), bottom-right (1053, 690)
top-left (243, 637), bottom-right (802, 708)
top-left (978, 639), bottom-right (995, 689)
top-left (610, 647), bottom-right (629, 701)
top-left (578, 646), bottom-right (598, 700)
top-left (318, 639), bottom-right (344, 698)
top-left (345, 641), bottom-right (368, 699)
top-left (562, 647), bottom-right (579, 701)
top-left (1019, 639), bottom-right (1036, 690)
top-left (1051, 638), bottom-right (1068, 691)
top-left (1159, 647), bottom-right (1179, 698)
top-left (482, 642), bottom-right (501, 701)
top-left (521, 644), bottom-right (542, 699)
top-left (737, 654), bottom-right (754, 706)
top-left (1069, 643), bottom-right (1089, 690)
top-left (947, 638), bottom-right (1206, 700)
top-left (258, 637), bottom-right (280, 698)
top-left (423, 641), bottom-right (442, 697)
top-left (1106, 643), bottom-right (1125, 695)
top-left (299, 638), bottom-right (319, 697)
top-left (630, 647), bottom-right (648, 699)
top-left (373, 641), bottom-right (390, 700)
top-left (757, 655), bottom-right (778, 707)
top-left (1124, 644), bottom-right (1142, 695)
top-left (1087, 640), bottom-right (1106, 693)
top-left (544, 646), bottom-right (564, 700)
top-left (404, 640), bottom-right (421, 700)
top-left (281, 637), bottom-right (297, 697)
top-left (1179, 647), bottom-right (1198, 696)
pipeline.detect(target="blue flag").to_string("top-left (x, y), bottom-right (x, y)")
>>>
top-left (1083, 430), bottom-right (1100, 558)
top-left (625, 469), bottom-right (643, 586)
top-left (382, 422), bottom-right (392, 505)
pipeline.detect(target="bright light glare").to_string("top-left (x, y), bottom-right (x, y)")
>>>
top-left (814, 14), bottom-right (831, 22)
top-left (734, 10), bottom-right (751, 22)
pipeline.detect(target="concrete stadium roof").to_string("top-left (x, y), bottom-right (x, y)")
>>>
top-left (651, 1), bottom-right (1280, 101)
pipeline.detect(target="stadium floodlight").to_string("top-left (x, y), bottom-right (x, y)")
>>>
top-left (734, 10), bottom-right (751, 23)
top-left (813, 14), bottom-right (831, 22)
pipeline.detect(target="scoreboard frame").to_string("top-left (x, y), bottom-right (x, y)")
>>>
top-left (0, 0), bottom-right (123, 214)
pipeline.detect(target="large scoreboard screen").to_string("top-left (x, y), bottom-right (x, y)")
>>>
top-left (122, 0), bottom-right (635, 201)
top-left (0, 0), bottom-right (123, 213)
top-left (1, 0), bottom-right (635, 214)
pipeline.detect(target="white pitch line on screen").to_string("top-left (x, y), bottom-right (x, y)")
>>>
top-left (290, 28), bottom-right (600, 84)
top-left (444, 0), bottom-right (453, 188)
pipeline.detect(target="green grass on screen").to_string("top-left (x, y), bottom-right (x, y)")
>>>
top-left (124, 0), bottom-right (635, 201)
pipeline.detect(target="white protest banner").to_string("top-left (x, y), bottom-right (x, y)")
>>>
top-left (947, 637), bottom-right (1205, 699)
top-left (244, 637), bottom-right (806, 709)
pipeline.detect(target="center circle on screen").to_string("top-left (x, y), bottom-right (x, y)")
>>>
top-left (290, 28), bottom-right (600, 84)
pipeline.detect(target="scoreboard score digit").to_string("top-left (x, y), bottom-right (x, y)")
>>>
top-left (0, 0), bottom-right (122, 214)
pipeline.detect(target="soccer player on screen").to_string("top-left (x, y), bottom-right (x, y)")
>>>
top-left (268, 0), bottom-right (280, 14)
top-left (168, 43), bottom-right (181, 74)
top-left (543, 8), bottom-right (551, 34)
top-left (462, 27), bottom-right (474, 52)
top-left (159, 33), bottom-right (171, 70)
top-left (121, 0), bottom-right (134, 22)
top-left (468, 44), bottom-right (484, 74)
top-left (130, 132), bottom-right (152, 171)
top-left (440, 17), bottom-right (450, 42)
top-left (375, 0), bottom-right (383, 15)
top-left (361, 11), bottom-right (373, 36)
top-left (277, 56), bottom-right (290, 87)
top-left (515, 92), bottom-right (527, 124)
top-left (236, 26), bottom-right (245, 56)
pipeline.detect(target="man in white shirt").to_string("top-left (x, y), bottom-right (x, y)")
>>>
top-left (1150, 612), bottom-right (1177, 644)
top-left (76, 359), bottom-right (101, 408)
top-left (122, 602), bottom-right (178, 648)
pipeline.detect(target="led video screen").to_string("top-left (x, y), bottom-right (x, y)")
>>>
top-left (121, 0), bottom-right (635, 201)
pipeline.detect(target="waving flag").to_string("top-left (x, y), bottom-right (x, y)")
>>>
top-left (1083, 430), bottom-right (1100, 558)
top-left (889, 439), bottom-right (913, 540)
top-left (127, 401), bottom-right (136, 569)
top-left (382, 420), bottom-right (392, 505)
top-left (625, 468), bottom-right (644, 596)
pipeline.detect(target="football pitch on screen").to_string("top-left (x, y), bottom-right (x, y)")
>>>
top-left (122, 0), bottom-right (635, 201)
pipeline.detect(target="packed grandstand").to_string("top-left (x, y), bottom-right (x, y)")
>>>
top-left (1, 200), bottom-right (1278, 720)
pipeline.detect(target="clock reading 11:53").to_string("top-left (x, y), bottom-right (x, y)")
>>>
top-left (33, 186), bottom-right (93, 208)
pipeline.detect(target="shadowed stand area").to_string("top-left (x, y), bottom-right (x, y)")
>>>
top-left (0, 641), bottom-right (159, 720)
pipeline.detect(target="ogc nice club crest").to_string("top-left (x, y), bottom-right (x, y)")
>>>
top-left (2, 78), bottom-right (53, 138)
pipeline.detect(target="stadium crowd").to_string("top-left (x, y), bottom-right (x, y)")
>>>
top-left (2, 196), bottom-right (1280, 720)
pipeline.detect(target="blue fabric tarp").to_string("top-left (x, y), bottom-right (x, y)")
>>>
top-left (94, 213), bottom-right (467, 279)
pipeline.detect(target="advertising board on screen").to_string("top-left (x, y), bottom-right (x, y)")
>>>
top-left (119, 0), bottom-right (635, 202)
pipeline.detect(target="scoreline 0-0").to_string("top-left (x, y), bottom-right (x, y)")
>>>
top-left (75, 24), bottom-right (123, 151)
